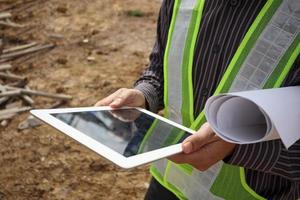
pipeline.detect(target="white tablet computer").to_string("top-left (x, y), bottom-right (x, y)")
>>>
top-left (30, 107), bottom-right (195, 169)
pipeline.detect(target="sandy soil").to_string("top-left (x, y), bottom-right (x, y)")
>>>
top-left (0, 0), bottom-right (161, 199)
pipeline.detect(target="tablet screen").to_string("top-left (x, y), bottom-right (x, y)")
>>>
top-left (51, 108), bottom-right (191, 157)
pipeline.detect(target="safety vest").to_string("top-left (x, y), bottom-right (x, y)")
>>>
top-left (140, 0), bottom-right (300, 199)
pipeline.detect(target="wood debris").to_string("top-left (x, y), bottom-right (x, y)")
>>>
top-left (18, 115), bottom-right (42, 130)
top-left (18, 100), bottom-right (66, 130)
top-left (0, 64), bottom-right (12, 71)
top-left (0, 12), bottom-right (11, 20)
top-left (0, 10), bottom-right (23, 28)
top-left (0, 10), bottom-right (72, 127)
top-left (0, 44), bottom-right (55, 61)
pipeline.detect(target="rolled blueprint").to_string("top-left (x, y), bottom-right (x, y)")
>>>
top-left (205, 86), bottom-right (300, 148)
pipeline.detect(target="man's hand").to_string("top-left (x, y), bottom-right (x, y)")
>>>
top-left (170, 123), bottom-right (236, 171)
top-left (95, 88), bottom-right (146, 108)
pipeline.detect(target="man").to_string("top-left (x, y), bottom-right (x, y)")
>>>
top-left (96, 0), bottom-right (300, 199)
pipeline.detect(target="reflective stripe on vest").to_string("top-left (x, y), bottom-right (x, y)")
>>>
top-left (144, 0), bottom-right (300, 199)
top-left (230, 0), bottom-right (300, 92)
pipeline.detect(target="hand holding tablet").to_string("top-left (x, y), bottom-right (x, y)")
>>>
top-left (31, 107), bottom-right (194, 168)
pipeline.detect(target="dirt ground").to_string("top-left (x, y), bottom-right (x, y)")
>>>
top-left (0, 0), bottom-right (161, 199)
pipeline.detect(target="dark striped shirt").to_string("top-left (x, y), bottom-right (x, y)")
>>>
top-left (135, 0), bottom-right (300, 199)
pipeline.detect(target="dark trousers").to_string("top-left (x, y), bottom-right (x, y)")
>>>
top-left (144, 177), bottom-right (179, 200)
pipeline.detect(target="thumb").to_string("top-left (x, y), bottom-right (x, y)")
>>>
top-left (109, 90), bottom-right (130, 108)
top-left (182, 123), bottom-right (215, 154)
top-left (110, 97), bottom-right (126, 108)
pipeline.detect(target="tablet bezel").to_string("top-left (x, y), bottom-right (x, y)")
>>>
top-left (30, 106), bottom-right (195, 169)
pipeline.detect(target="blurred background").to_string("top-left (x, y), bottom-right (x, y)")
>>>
top-left (0, 0), bottom-right (161, 199)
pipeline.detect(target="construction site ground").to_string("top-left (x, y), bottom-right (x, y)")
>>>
top-left (0, 0), bottom-right (160, 199)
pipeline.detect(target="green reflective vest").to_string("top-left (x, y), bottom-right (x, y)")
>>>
top-left (141, 0), bottom-right (300, 199)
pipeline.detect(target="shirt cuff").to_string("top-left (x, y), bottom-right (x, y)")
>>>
top-left (225, 140), bottom-right (282, 172)
top-left (134, 82), bottom-right (160, 113)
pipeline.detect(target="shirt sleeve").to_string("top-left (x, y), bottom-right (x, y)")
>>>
top-left (226, 55), bottom-right (300, 182)
top-left (134, 0), bottom-right (173, 113)
top-left (227, 140), bottom-right (300, 182)
top-left (134, 40), bottom-right (164, 113)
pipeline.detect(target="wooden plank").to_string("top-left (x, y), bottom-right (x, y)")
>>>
top-left (0, 58), bottom-right (9, 63)
top-left (22, 89), bottom-right (72, 100)
top-left (21, 86), bottom-right (35, 105)
top-left (0, 72), bottom-right (25, 81)
top-left (0, 106), bottom-right (31, 117)
top-left (0, 20), bottom-right (24, 28)
top-left (0, 12), bottom-right (11, 20)
top-left (0, 113), bottom-right (16, 121)
top-left (4, 86), bottom-right (72, 100)
top-left (0, 96), bottom-right (10, 105)
top-left (3, 42), bottom-right (37, 54)
top-left (0, 44), bottom-right (55, 60)
top-left (0, 84), bottom-right (9, 105)
top-left (0, 64), bottom-right (12, 71)
top-left (21, 94), bottom-right (35, 105)
top-left (0, 90), bottom-right (21, 97)
top-left (0, 84), bottom-right (6, 92)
